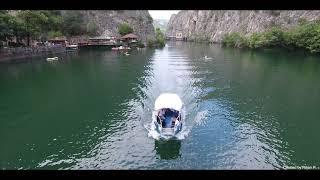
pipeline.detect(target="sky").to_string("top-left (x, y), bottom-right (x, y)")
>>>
top-left (148, 10), bottom-right (180, 20)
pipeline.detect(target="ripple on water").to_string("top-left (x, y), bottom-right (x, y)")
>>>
top-left (5, 42), bottom-right (305, 169)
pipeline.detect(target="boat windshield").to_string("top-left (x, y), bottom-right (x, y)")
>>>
top-left (158, 108), bottom-right (180, 128)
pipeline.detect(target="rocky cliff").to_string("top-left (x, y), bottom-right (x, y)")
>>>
top-left (62, 10), bottom-right (155, 42)
top-left (153, 19), bottom-right (169, 32)
top-left (166, 10), bottom-right (320, 43)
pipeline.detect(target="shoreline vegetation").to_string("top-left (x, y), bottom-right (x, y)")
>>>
top-left (0, 10), bottom-right (98, 47)
top-left (0, 10), bottom-right (165, 49)
top-left (222, 20), bottom-right (320, 54)
top-left (147, 28), bottom-right (165, 48)
top-left (0, 10), bottom-right (166, 61)
top-left (4, 10), bottom-right (320, 60)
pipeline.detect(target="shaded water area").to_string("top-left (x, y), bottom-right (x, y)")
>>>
top-left (1, 42), bottom-right (320, 169)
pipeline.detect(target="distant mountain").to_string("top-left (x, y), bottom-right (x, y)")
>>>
top-left (74, 10), bottom-right (156, 42)
top-left (153, 19), bottom-right (169, 32)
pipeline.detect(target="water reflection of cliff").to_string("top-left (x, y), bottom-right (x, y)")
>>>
top-left (155, 140), bottom-right (181, 160)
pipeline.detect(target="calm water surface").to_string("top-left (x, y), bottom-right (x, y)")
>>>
top-left (1, 42), bottom-right (320, 169)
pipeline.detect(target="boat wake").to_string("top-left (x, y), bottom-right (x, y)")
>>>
top-left (137, 45), bottom-right (207, 141)
top-left (144, 122), bottom-right (190, 140)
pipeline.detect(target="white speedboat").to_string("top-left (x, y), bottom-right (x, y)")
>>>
top-left (152, 93), bottom-right (183, 138)
top-left (66, 44), bottom-right (78, 50)
top-left (46, 57), bottom-right (58, 61)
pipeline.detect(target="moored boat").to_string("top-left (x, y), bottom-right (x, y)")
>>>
top-left (66, 44), bottom-right (78, 50)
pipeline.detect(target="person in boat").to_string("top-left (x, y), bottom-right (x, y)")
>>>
top-left (171, 116), bottom-right (176, 126)
top-left (171, 109), bottom-right (180, 125)
top-left (161, 108), bottom-right (175, 128)
top-left (157, 108), bottom-right (165, 124)
top-left (158, 109), bottom-right (164, 119)
top-left (157, 109), bottom-right (163, 123)
top-left (157, 108), bottom-right (180, 128)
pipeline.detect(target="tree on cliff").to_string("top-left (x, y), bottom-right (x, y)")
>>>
top-left (118, 23), bottom-right (134, 36)
top-left (86, 21), bottom-right (98, 36)
top-left (61, 11), bottom-right (86, 36)
top-left (155, 28), bottom-right (165, 47)
top-left (16, 10), bottom-right (48, 46)
top-left (147, 28), bottom-right (165, 48)
top-left (0, 11), bottom-right (15, 42)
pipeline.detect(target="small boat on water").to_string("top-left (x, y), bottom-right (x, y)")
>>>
top-left (66, 44), bottom-right (78, 50)
top-left (152, 93), bottom-right (183, 138)
top-left (204, 55), bottom-right (212, 60)
top-left (112, 46), bottom-right (131, 51)
top-left (46, 57), bottom-right (58, 61)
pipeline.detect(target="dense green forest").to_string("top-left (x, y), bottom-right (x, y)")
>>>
top-left (222, 20), bottom-right (320, 53)
top-left (0, 10), bottom-right (98, 46)
top-left (147, 28), bottom-right (165, 48)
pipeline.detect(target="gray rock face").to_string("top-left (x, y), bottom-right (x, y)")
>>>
top-left (153, 19), bottom-right (169, 32)
top-left (63, 10), bottom-right (155, 42)
top-left (166, 10), bottom-right (320, 43)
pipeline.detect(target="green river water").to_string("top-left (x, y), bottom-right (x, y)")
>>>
top-left (1, 42), bottom-right (320, 169)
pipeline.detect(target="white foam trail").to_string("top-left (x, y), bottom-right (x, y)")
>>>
top-left (139, 43), bottom-right (208, 141)
top-left (193, 110), bottom-right (209, 126)
top-left (145, 120), bottom-right (190, 140)
top-left (144, 123), bottom-right (160, 140)
top-left (175, 127), bottom-right (190, 140)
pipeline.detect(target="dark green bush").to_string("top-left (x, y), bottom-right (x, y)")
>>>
top-left (222, 21), bottom-right (320, 53)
